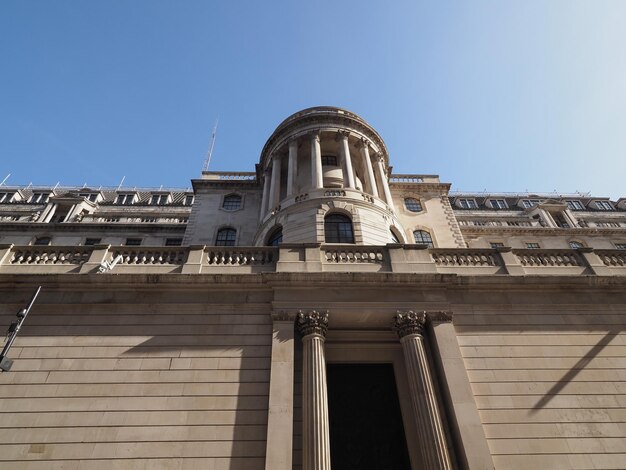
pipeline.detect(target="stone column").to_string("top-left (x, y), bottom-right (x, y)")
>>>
top-left (393, 311), bottom-right (453, 470)
top-left (269, 155), bottom-right (282, 210)
top-left (427, 312), bottom-right (495, 470)
top-left (337, 131), bottom-right (355, 189)
top-left (265, 312), bottom-right (297, 470)
top-left (311, 132), bottom-right (324, 189)
top-left (260, 169), bottom-right (271, 220)
top-left (287, 139), bottom-right (299, 197)
top-left (375, 156), bottom-right (395, 210)
top-left (358, 139), bottom-right (379, 197)
top-left (297, 310), bottom-right (331, 470)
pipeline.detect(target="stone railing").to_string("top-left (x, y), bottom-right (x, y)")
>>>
top-left (513, 249), bottom-right (584, 267)
top-left (202, 171), bottom-right (257, 181)
top-left (595, 250), bottom-right (626, 267)
top-left (389, 175), bottom-right (425, 183)
top-left (206, 247), bottom-right (276, 266)
top-left (0, 244), bottom-right (625, 276)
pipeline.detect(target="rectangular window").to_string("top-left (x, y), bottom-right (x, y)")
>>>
top-left (595, 201), bottom-right (613, 211)
top-left (566, 200), bottom-right (584, 211)
top-left (79, 193), bottom-right (98, 202)
top-left (184, 195), bottom-right (194, 206)
top-left (84, 238), bottom-right (101, 246)
top-left (125, 238), bottom-right (142, 246)
top-left (458, 198), bottom-right (478, 209)
top-left (489, 199), bottom-right (507, 209)
top-left (116, 194), bottom-right (135, 205)
top-left (522, 199), bottom-right (540, 209)
top-left (165, 238), bottom-right (183, 246)
top-left (151, 194), bottom-right (169, 205)
top-left (525, 242), bottom-right (540, 249)
top-left (30, 193), bottom-right (49, 204)
top-left (490, 242), bottom-right (505, 248)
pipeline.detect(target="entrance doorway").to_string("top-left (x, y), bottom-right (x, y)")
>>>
top-left (327, 363), bottom-right (411, 469)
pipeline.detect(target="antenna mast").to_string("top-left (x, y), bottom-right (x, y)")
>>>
top-left (202, 119), bottom-right (219, 172)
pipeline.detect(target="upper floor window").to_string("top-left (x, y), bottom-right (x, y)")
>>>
top-left (490, 242), bottom-right (505, 248)
top-left (216, 227), bottom-right (237, 246)
top-left (33, 236), bottom-right (51, 246)
top-left (489, 199), bottom-right (508, 209)
top-left (79, 193), bottom-right (98, 203)
top-left (150, 194), bottom-right (169, 205)
top-left (183, 195), bottom-right (194, 206)
top-left (165, 237), bottom-right (183, 246)
top-left (569, 241), bottom-right (584, 249)
top-left (321, 155), bottom-right (337, 166)
top-left (595, 201), bottom-right (613, 211)
top-left (30, 193), bottom-right (49, 204)
top-left (324, 214), bottom-right (354, 244)
top-left (125, 238), bottom-right (142, 246)
top-left (522, 199), bottom-right (540, 209)
top-left (222, 194), bottom-right (242, 211)
top-left (615, 243), bottom-right (626, 250)
top-left (404, 198), bottom-right (423, 213)
top-left (116, 193), bottom-right (136, 205)
top-left (566, 200), bottom-right (585, 211)
top-left (84, 238), bottom-right (101, 246)
top-left (267, 227), bottom-right (283, 246)
top-left (526, 242), bottom-right (540, 249)
top-left (0, 192), bottom-right (14, 203)
top-left (413, 230), bottom-right (433, 247)
top-left (458, 198), bottom-right (478, 209)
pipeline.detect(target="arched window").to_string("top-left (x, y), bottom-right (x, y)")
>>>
top-left (569, 241), bottom-right (584, 249)
top-left (325, 214), bottom-right (354, 244)
top-left (222, 194), bottom-right (242, 211)
top-left (267, 227), bottom-right (283, 246)
top-left (413, 230), bottom-right (433, 247)
top-left (404, 198), bottom-right (422, 213)
top-left (215, 228), bottom-right (236, 246)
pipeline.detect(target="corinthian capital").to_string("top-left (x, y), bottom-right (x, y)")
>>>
top-left (296, 310), bottom-right (329, 337)
top-left (393, 310), bottom-right (426, 338)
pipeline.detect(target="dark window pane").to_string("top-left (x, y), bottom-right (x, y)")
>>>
top-left (413, 230), bottom-right (433, 247)
top-left (267, 228), bottom-right (283, 246)
top-left (222, 195), bottom-right (242, 210)
top-left (216, 228), bottom-right (236, 246)
top-left (325, 214), bottom-right (354, 243)
top-left (321, 155), bottom-right (337, 166)
top-left (404, 198), bottom-right (422, 212)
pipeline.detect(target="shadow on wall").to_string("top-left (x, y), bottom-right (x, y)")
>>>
top-left (0, 287), bottom-right (272, 470)
top-left (531, 329), bottom-right (621, 413)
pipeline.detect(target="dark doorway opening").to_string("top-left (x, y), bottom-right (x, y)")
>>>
top-left (327, 363), bottom-right (411, 470)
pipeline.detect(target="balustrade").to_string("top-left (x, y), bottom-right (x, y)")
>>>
top-left (513, 249), bottom-right (583, 267)
top-left (10, 247), bottom-right (92, 265)
top-left (110, 248), bottom-right (187, 265)
top-left (206, 247), bottom-right (276, 266)
top-left (323, 246), bottom-right (385, 264)
top-left (595, 250), bottom-right (626, 267)
top-left (430, 249), bottom-right (501, 267)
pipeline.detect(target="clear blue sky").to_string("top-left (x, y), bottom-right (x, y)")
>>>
top-left (1, 1), bottom-right (625, 198)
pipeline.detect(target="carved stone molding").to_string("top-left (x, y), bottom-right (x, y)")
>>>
top-left (309, 131), bottom-right (321, 142)
top-left (393, 310), bottom-right (426, 338)
top-left (427, 311), bottom-right (454, 324)
top-left (271, 311), bottom-right (298, 322)
top-left (296, 310), bottom-right (329, 337)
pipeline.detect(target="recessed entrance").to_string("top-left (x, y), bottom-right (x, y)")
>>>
top-left (327, 363), bottom-right (411, 470)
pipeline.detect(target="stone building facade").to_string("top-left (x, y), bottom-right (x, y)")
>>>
top-left (0, 106), bottom-right (625, 469)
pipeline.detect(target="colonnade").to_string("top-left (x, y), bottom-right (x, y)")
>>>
top-left (285, 310), bottom-right (453, 470)
top-left (259, 131), bottom-right (395, 220)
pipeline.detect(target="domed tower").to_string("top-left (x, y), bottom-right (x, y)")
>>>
top-left (255, 107), bottom-right (405, 246)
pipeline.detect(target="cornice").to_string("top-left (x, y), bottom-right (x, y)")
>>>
top-left (459, 226), bottom-right (626, 236)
